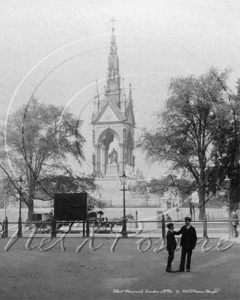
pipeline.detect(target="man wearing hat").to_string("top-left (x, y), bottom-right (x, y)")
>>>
top-left (174, 217), bottom-right (197, 272)
top-left (166, 223), bottom-right (177, 272)
top-left (231, 210), bottom-right (239, 237)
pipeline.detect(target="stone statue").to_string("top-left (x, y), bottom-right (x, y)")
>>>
top-left (108, 148), bottom-right (118, 164)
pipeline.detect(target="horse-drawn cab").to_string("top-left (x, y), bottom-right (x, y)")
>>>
top-left (87, 211), bottom-right (134, 233)
top-left (25, 212), bottom-right (53, 233)
top-left (88, 210), bottom-right (106, 231)
top-left (88, 210), bottom-right (104, 220)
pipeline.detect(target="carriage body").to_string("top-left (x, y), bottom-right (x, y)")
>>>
top-left (25, 213), bottom-right (52, 233)
top-left (87, 212), bottom-right (134, 233)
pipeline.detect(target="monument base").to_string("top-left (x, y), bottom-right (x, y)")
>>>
top-left (92, 176), bottom-right (162, 208)
top-left (105, 162), bottom-right (119, 178)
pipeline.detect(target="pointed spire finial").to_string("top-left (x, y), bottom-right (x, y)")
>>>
top-left (94, 80), bottom-right (99, 99)
top-left (121, 78), bottom-right (126, 102)
top-left (122, 78), bottom-right (126, 95)
top-left (106, 18), bottom-right (120, 103)
top-left (110, 17), bottom-right (116, 33)
top-left (129, 83), bottom-right (132, 98)
top-left (93, 80), bottom-right (100, 114)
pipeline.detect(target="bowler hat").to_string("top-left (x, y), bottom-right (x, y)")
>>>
top-left (167, 223), bottom-right (174, 229)
top-left (185, 217), bottom-right (192, 221)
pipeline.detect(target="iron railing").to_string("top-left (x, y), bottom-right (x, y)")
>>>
top-left (0, 216), bottom-right (238, 239)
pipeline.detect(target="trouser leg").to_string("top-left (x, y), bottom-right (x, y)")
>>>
top-left (167, 250), bottom-right (174, 269)
top-left (186, 249), bottom-right (193, 270)
top-left (232, 225), bottom-right (236, 237)
top-left (179, 248), bottom-right (186, 271)
top-left (233, 225), bottom-right (238, 237)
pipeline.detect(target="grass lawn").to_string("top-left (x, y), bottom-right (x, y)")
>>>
top-left (0, 236), bottom-right (239, 300)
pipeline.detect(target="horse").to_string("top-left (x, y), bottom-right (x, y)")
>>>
top-left (106, 214), bottom-right (134, 233)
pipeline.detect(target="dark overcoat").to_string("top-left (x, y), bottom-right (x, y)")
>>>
top-left (166, 230), bottom-right (177, 251)
top-left (174, 225), bottom-right (197, 250)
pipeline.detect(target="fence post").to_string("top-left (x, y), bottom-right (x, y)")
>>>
top-left (2, 218), bottom-right (8, 238)
top-left (162, 215), bottom-right (166, 239)
top-left (135, 210), bottom-right (138, 228)
top-left (203, 215), bottom-right (207, 237)
top-left (86, 219), bottom-right (89, 237)
top-left (82, 221), bottom-right (85, 237)
top-left (51, 219), bottom-right (56, 238)
top-left (4, 217), bottom-right (8, 238)
top-left (229, 216), bottom-right (233, 238)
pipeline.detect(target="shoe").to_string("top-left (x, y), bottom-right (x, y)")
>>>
top-left (177, 269), bottom-right (184, 272)
top-left (166, 268), bottom-right (176, 273)
top-left (186, 269), bottom-right (190, 272)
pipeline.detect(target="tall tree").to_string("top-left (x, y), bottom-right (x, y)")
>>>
top-left (138, 68), bottom-right (231, 219)
top-left (208, 80), bottom-right (240, 209)
top-left (0, 98), bottom-right (94, 220)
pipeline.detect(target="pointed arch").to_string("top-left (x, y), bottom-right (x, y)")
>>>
top-left (98, 128), bottom-right (120, 145)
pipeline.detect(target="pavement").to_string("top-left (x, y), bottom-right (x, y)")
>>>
top-left (0, 236), bottom-right (239, 300)
top-left (1, 209), bottom-right (239, 300)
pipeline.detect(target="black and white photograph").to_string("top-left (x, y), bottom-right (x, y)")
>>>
top-left (0, 1), bottom-right (239, 300)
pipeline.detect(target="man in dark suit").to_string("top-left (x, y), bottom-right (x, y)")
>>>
top-left (174, 217), bottom-right (197, 272)
top-left (166, 223), bottom-right (177, 273)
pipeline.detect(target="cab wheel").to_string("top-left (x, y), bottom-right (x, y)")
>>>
top-left (44, 225), bottom-right (52, 234)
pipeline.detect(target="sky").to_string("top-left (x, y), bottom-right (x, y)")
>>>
top-left (1, 0), bottom-right (240, 179)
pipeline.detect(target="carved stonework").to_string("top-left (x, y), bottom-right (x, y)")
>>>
top-left (92, 130), bottom-right (95, 143)
top-left (123, 128), bottom-right (126, 142)
top-left (91, 21), bottom-right (135, 183)
top-left (105, 162), bottom-right (119, 178)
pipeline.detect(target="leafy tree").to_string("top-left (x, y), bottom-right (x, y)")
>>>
top-left (208, 80), bottom-right (240, 210)
top-left (39, 173), bottom-right (98, 209)
top-left (138, 68), bottom-right (231, 219)
top-left (0, 98), bottom-right (96, 220)
top-left (146, 175), bottom-right (196, 203)
top-left (129, 181), bottom-right (151, 206)
top-left (129, 174), bottom-right (195, 208)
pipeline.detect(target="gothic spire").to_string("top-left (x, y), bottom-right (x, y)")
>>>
top-left (106, 18), bottom-right (121, 104)
top-left (110, 17), bottom-right (116, 34)
top-left (121, 78), bottom-right (126, 96)
top-left (110, 17), bottom-right (117, 53)
top-left (129, 83), bottom-right (132, 99)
